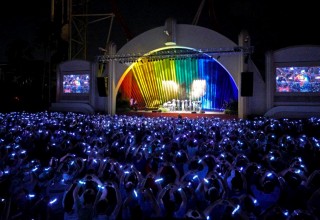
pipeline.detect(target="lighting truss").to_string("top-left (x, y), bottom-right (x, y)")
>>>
top-left (97, 46), bottom-right (254, 63)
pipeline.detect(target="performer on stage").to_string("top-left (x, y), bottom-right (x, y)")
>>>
top-left (130, 97), bottom-right (134, 110)
top-left (184, 100), bottom-right (189, 111)
top-left (172, 99), bottom-right (176, 111)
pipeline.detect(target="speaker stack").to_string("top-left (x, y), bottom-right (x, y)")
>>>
top-left (241, 72), bottom-right (253, 96)
top-left (97, 77), bottom-right (108, 97)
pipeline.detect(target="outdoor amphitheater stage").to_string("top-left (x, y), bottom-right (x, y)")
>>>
top-left (119, 110), bottom-right (238, 120)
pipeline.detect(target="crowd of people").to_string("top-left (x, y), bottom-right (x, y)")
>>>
top-left (0, 111), bottom-right (320, 219)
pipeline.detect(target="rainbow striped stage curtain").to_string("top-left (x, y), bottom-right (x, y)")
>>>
top-left (119, 56), bottom-right (238, 111)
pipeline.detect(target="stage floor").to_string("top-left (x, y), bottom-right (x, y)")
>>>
top-left (118, 110), bottom-right (238, 120)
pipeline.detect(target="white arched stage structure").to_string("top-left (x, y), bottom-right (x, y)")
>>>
top-left (102, 19), bottom-right (266, 119)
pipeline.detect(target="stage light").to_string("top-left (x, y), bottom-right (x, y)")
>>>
top-left (191, 80), bottom-right (206, 99)
top-left (97, 46), bottom-right (253, 63)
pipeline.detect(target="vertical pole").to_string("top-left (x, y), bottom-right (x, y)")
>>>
top-left (107, 42), bottom-right (117, 115)
top-left (68, 0), bottom-right (72, 60)
top-left (238, 29), bottom-right (251, 119)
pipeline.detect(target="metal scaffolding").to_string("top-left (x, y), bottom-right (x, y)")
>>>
top-left (51, 0), bottom-right (115, 60)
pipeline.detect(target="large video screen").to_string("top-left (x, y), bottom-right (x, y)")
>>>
top-left (276, 66), bottom-right (320, 92)
top-left (63, 74), bottom-right (90, 94)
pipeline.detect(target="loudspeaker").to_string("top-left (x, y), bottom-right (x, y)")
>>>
top-left (241, 72), bottom-right (253, 96)
top-left (97, 77), bottom-right (108, 97)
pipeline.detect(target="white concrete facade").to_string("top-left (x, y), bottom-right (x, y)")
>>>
top-left (265, 45), bottom-right (320, 118)
top-left (104, 20), bottom-right (266, 118)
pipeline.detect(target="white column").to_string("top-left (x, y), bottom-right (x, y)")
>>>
top-left (107, 42), bottom-right (117, 115)
top-left (238, 30), bottom-right (251, 119)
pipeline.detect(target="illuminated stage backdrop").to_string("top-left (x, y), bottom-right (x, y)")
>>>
top-left (119, 55), bottom-right (238, 111)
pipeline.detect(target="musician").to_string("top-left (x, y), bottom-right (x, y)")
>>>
top-left (176, 99), bottom-right (180, 111)
top-left (172, 99), bottom-right (176, 111)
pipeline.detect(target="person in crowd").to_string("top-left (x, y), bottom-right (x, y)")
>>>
top-left (95, 181), bottom-right (122, 220)
top-left (72, 174), bottom-right (103, 219)
top-left (0, 111), bottom-right (320, 219)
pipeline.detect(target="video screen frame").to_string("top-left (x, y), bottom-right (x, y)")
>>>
top-left (275, 66), bottom-right (320, 93)
top-left (62, 74), bottom-right (90, 94)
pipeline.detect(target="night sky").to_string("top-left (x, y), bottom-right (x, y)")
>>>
top-left (0, 0), bottom-right (319, 112)
top-left (1, 0), bottom-right (320, 67)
